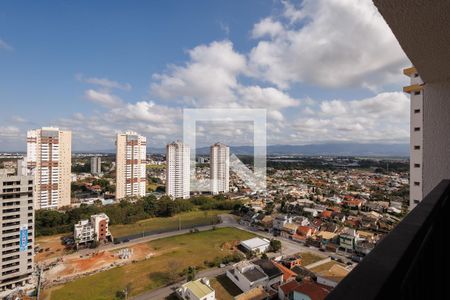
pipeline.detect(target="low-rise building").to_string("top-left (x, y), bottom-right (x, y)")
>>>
top-left (226, 261), bottom-right (269, 293)
top-left (176, 277), bottom-right (215, 300)
top-left (74, 213), bottom-right (111, 245)
top-left (240, 237), bottom-right (270, 254)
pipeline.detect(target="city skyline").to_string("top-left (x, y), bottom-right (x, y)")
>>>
top-left (0, 0), bottom-right (410, 151)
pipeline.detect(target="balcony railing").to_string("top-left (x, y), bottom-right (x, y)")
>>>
top-left (326, 180), bottom-right (450, 300)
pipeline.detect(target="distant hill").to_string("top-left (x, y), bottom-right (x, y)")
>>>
top-left (65, 143), bottom-right (408, 156)
top-left (147, 143), bottom-right (409, 157)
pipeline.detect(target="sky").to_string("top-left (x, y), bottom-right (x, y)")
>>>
top-left (0, 0), bottom-right (410, 151)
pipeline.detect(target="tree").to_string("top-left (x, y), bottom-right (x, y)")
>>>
top-left (270, 239), bottom-right (282, 252)
top-left (185, 266), bottom-right (197, 281)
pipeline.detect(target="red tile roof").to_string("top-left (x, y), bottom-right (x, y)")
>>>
top-left (294, 280), bottom-right (332, 300)
top-left (273, 261), bottom-right (298, 282)
top-left (279, 279), bottom-right (301, 294)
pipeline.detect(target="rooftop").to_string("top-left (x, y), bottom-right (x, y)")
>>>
top-left (181, 278), bottom-right (214, 298)
top-left (240, 237), bottom-right (270, 250)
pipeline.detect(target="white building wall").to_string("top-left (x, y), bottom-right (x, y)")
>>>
top-left (210, 143), bottom-right (230, 195)
top-left (166, 141), bottom-right (190, 199)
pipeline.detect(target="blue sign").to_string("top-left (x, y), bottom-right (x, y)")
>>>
top-left (19, 225), bottom-right (28, 252)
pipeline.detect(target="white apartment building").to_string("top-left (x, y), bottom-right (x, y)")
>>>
top-left (210, 143), bottom-right (229, 195)
top-left (74, 213), bottom-right (111, 245)
top-left (90, 156), bottom-right (102, 175)
top-left (27, 127), bottom-right (72, 210)
top-left (0, 169), bottom-right (34, 292)
top-left (116, 131), bottom-right (146, 200)
top-left (166, 141), bottom-right (190, 199)
top-left (404, 67), bottom-right (424, 210)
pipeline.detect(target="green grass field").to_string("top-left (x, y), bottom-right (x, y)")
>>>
top-left (45, 227), bottom-right (255, 300)
top-left (109, 210), bottom-right (227, 238)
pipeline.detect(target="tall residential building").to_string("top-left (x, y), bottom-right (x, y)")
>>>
top-left (210, 142), bottom-right (230, 195)
top-left (0, 169), bottom-right (34, 291)
top-left (166, 141), bottom-right (190, 199)
top-left (404, 67), bottom-right (424, 210)
top-left (90, 156), bottom-right (102, 175)
top-left (115, 131), bottom-right (146, 200)
top-left (27, 127), bottom-right (72, 210)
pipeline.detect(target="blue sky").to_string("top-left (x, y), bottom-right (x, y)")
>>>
top-left (0, 0), bottom-right (410, 151)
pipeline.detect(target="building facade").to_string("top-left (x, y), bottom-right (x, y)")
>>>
top-left (0, 170), bottom-right (34, 291)
top-left (27, 127), bottom-right (72, 210)
top-left (166, 141), bottom-right (190, 199)
top-left (74, 213), bottom-right (111, 245)
top-left (90, 156), bottom-right (102, 175)
top-left (404, 67), bottom-right (424, 210)
top-left (116, 131), bottom-right (147, 200)
top-left (210, 143), bottom-right (229, 195)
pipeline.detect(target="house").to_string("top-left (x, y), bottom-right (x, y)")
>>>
top-left (226, 261), bottom-right (269, 292)
top-left (253, 259), bottom-right (284, 289)
top-left (315, 264), bottom-right (350, 288)
top-left (292, 216), bottom-right (310, 226)
top-left (292, 226), bottom-right (317, 243)
top-left (293, 279), bottom-right (332, 300)
top-left (303, 207), bottom-right (319, 217)
top-left (278, 279), bottom-right (302, 300)
top-left (260, 215), bottom-right (274, 232)
top-left (272, 261), bottom-right (298, 282)
top-left (280, 223), bottom-right (299, 239)
top-left (240, 211), bottom-right (258, 227)
top-left (278, 254), bottom-right (303, 270)
top-left (240, 237), bottom-right (271, 254)
top-left (176, 278), bottom-right (215, 300)
top-left (273, 215), bottom-right (292, 231)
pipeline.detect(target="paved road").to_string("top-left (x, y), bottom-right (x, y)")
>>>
top-left (132, 265), bottom-right (233, 300)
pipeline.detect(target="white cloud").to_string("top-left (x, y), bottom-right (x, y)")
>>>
top-left (84, 89), bottom-right (123, 107)
top-left (291, 92), bottom-right (410, 143)
top-left (0, 39), bottom-right (13, 51)
top-left (76, 74), bottom-right (132, 90)
top-left (0, 126), bottom-right (20, 137)
top-left (251, 18), bottom-right (284, 38)
top-left (152, 40), bottom-right (246, 105)
top-left (249, 0), bottom-right (409, 90)
top-left (151, 40), bottom-right (299, 123)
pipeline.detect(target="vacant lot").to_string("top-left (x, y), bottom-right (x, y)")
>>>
top-left (110, 210), bottom-right (226, 238)
top-left (35, 234), bottom-right (70, 262)
top-left (211, 274), bottom-right (242, 300)
top-left (300, 251), bottom-right (326, 266)
top-left (44, 227), bottom-right (255, 300)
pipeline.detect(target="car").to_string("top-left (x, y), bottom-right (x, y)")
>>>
top-left (319, 248), bottom-right (325, 252)
top-left (122, 239), bottom-right (130, 243)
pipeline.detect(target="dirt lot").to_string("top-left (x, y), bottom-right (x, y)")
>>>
top-left (44, 243), bottom-right (155, 283)
top-left (35, 234), bottom-right (69, 262)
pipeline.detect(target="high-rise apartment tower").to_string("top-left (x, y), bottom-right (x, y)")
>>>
top-left (26, 127), bottom-right (71, 209)
top-left (210, 143), bottom-right (230, 195)
top-left (115, 131), bottom-right (146, 200)
top-left (166, 141), bottom-right (190, 199)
